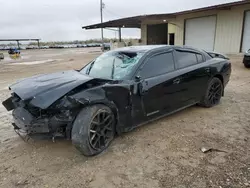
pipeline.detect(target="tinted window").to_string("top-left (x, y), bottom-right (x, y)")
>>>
top-left (196, 54), bottom-right (204, 63)
top-left (140, 52), bottom-right (175, 79)
top-left (175, 51), bottom-right (198, 69)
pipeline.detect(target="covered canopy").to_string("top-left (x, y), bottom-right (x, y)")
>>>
top-left (82, 0), bottom-right (249, 29)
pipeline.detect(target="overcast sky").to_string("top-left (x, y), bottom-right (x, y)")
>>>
top-left (0, 0), bottom-right (239, 42)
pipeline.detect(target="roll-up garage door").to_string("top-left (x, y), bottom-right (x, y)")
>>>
top-left (185, 16), bottom-right (216, 51)
top-left (242, 11), bottom-right (250, 52)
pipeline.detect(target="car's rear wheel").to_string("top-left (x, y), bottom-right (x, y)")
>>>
top-left (71, 104), bottom-right (115, 156)
top-left (199, 77), bottom-right (223, 108)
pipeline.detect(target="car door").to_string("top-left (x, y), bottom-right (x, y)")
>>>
top-left (135, 51), bottom-right (178, 117)
top-left (172, 49), bottom-right (211, 107)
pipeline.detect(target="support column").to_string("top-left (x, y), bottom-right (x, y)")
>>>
top-left (37, 40), bottom-right (40, 49)
top-left (17, 40), bottom-right (20, 50)
top-left (118, 27), bottom-right (122, 42)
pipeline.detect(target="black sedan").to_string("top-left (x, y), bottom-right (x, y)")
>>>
top-left (243, 49), bottom-right (250, 68)
top-left (2, 45), bottom-right (231, 156)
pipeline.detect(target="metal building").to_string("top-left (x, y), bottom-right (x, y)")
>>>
top-left (82, 0), bottom-right (250, 53)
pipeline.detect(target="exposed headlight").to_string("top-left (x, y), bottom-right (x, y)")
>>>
top-left (50, 96), bottom-right (80, 110)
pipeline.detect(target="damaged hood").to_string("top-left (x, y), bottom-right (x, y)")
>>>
top-left (10, 70), bottom-right (95, 109)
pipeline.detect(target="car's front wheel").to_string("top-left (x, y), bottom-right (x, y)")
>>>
top-left (199, 77), bottom-right (223, 108)
top-left (71, 104), bottom-right (115, 156)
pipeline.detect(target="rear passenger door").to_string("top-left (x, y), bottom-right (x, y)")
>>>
top-left (173, 49), bottom-right (211, 105)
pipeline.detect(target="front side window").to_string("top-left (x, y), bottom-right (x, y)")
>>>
top-left (140, 52), bottom-right (175, 79)
top-left (175, 51), bottom-right (198, 69)
top-left (80, 51), bottom-right (144, 80)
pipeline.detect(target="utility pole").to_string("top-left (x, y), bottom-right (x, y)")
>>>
top-left (100, 0), bottom-right (104, 47)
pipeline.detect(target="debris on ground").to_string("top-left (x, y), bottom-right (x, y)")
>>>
top-left (15, 179), bottom-right (29, 186)
top-left (201, 147), bottom-right (227, 153)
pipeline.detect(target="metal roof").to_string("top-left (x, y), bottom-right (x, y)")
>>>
top-left (0, 39), bottom-right (40, 41)
top-left (82, 0), bottom-right (250, 29)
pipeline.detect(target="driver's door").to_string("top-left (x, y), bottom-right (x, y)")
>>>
top-left (136, 51), bottom-right (176, 117)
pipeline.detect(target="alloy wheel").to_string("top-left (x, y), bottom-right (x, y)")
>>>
top-left (208, 81), bottom-right (222, 105)
top-left (89, 110), bottom-right (114, 150)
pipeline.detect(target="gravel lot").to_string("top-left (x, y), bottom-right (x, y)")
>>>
top-left (0, 49), bottom-right (249, 188)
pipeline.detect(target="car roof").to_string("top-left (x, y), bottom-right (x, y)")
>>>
top-left (112, 45), bottom-right (205, 54)
top-left (112, 45), bottom-right (170, 53)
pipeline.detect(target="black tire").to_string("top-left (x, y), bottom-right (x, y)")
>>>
top-left (199, 77), bottom-right (223, 108)
top-left (244, 63), bottom-right (250, 68)
top-left (71, 104), bottom-right (115, 156)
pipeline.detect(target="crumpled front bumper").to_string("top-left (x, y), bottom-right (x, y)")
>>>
top-left (12, 107), bottom-right (50, 134)
top-left (2, 94), bottom-right (78, 140)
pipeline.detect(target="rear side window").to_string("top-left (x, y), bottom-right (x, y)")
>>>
top-left (196, 54), bottom-right (204, 63)
top-left (140, 52), bottom-right (175, 79)
top-left (175, 51), bottom-right (199, 69)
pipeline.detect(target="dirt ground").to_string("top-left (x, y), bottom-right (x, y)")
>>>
top-left (0, 48), bottom-right (249, 188)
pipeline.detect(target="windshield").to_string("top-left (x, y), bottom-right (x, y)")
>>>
top-left (80, 51), bottom-right (144, 80)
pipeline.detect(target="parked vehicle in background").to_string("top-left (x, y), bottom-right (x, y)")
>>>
top-left (0, 53), bottom-right (4, 60)
top-left (101, 43), bottom-right (111, 51)
top-left (86, 43), bottom-right (94, 47)
top-left (8, 48), bottom-right (20, 55)
top-left (77, 44), bottom-right (87, 48)
top-left (40, 46), bottom-right (49, 49)
top-left (26, 45), bottom-right (39, 50)
top-left (2, 45), bottom-right (231, 156)
top-left (49, 45), bottom-right (64, 49)
top-left (243, 49), bottom-right (250, 68)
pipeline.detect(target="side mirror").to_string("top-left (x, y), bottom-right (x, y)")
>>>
top-left (135, 75), bottom-right (141, 82)
top-left (134, 75), bottom-right (144, 95)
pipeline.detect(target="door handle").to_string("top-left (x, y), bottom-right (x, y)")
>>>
top-left (173, 78), bottom-right (181, 84)
top-left (205, 68), bottom-right (210, 73)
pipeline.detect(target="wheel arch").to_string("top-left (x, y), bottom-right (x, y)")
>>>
top-left (71, 102), bottom-right (117, 156)
top-left (70, 86), bottom-right (131, 135)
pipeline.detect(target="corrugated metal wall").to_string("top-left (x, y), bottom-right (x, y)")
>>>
top-left (141, 4), bottom-right (250, 53)
top-left (214, 6), bottom-right (247, 53)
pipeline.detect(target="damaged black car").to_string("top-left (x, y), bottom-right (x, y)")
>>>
top-left (2, 45), bottom-right (231, 156)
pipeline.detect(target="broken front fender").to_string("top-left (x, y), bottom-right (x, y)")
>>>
top-left (68, 84), bottom-right (134, 133)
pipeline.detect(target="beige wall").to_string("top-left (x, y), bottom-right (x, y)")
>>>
top-left (168, 23), bottom-right (176, 34)
top-left (140, 4), bottom-right (250, 53)
top-left (214, 5), bottom-right (250, 53)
